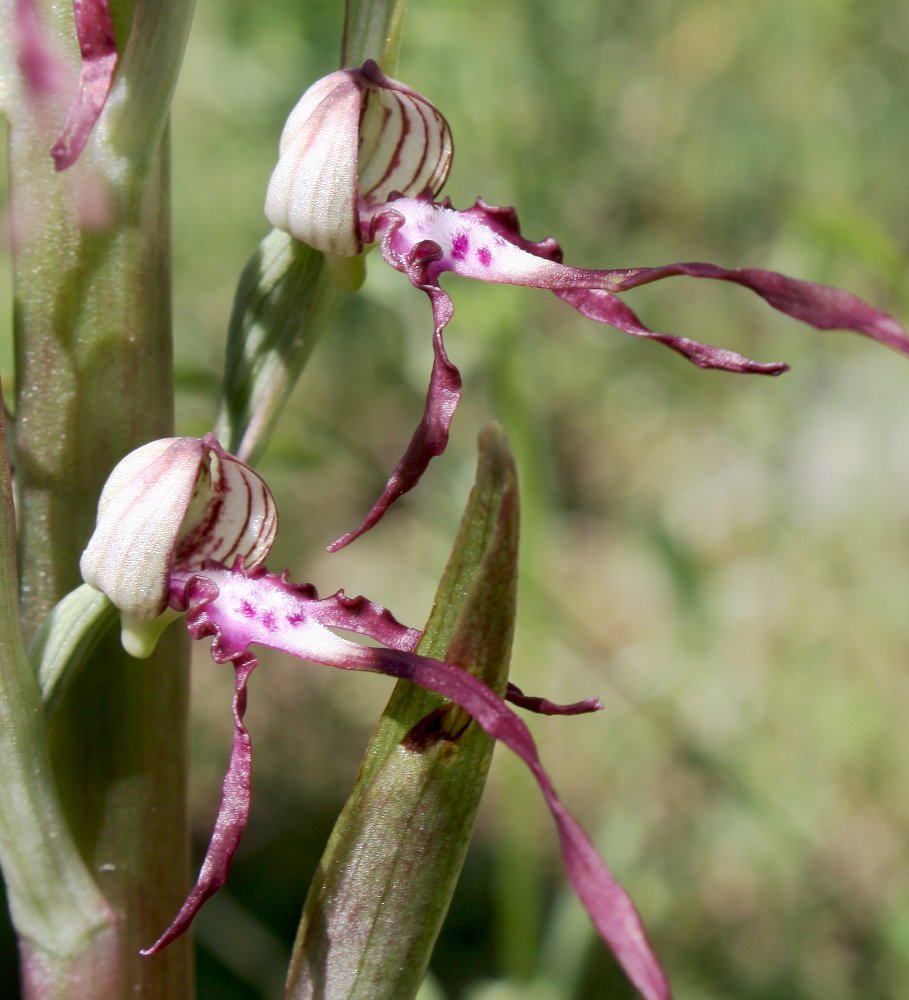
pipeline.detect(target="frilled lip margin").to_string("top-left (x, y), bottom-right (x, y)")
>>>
top-left (326, 192), bottom-right (909, 551)
top-left (138, 560), bottom-right (671, 1000)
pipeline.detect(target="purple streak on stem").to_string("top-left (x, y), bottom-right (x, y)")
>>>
top-left (14, 0), bottom-right (68, 97)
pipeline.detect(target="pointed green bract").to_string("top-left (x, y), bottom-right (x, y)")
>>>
top-left (284, 424), bottom-right (520, 1000)
top-left (29, 583), bottom-right (117, 719)
top-left (215, 231), bottom-right (338, 464)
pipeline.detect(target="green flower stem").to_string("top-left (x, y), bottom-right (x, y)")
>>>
top-left (5, 2), bottom-right (195, 993)
top-left (0, 396), bottom-right (121, 997)
top-left (342, 0), bottom-right (407, 68)
top-left (285, 425), bottom-right (520, 1000)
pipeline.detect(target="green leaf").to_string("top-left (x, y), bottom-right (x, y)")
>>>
top-left (285, 424), bottom-right (520, 1000)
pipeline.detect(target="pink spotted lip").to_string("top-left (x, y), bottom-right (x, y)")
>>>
top-left (143, 561), bottom-right (669, 1000)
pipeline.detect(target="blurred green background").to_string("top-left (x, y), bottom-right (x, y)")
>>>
top-left (4, 0), bottom-right (909, 996)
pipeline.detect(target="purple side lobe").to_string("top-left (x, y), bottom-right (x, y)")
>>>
top-left (328, 283), bottom-right (462, 552)
top-left (506, 681), bottom-right (604, 716)
top-left (141, 640), bottom-right (256, 957)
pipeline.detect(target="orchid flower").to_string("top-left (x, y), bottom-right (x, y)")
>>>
top-left (80, 434), bottom-right (671, 1000)
top-left (264, 60), bottom-right (909, 551)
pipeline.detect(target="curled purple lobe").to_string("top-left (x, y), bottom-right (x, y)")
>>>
top-left (140, 649), bottom-right (255, 957)
top-left (327, 300), bottom-right (462, 552)
top-left (147, 564), bottom-right (670, 1000)
top-left (505, 681), bottom-right (603, 716)
top-left (50, 0), bottom-right (118, 171)
top-left (333, 192), bottom-right (909, 546)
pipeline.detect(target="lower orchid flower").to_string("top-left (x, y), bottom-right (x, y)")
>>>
top-left (80, 434), bottom-right (670, 1000)
top-left (263, 61), bottom-right (909, 550)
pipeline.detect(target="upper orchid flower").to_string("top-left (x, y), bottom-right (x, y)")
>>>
top-left (265, 61), bottom-right (909, 551)
top-left (265, 59), bottom-right (452, 256)
top-left (80, 434), bottom-right (669, 1000)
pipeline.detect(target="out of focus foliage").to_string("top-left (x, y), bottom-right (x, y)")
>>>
top-left (4, 1), bottom-right (909, 997)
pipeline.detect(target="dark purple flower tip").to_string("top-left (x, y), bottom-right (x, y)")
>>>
top-left (506, 681), bottom-right (604, 716)
top-left (327, 309), bottom-right (462, 552)
top-left (147, 564), bottom-right (670, 1000)
top-left (332, 192), bottom-right (908, 546)
top-left (140, 652), bottom-right (256, 957)
top-left (50, 0), bottom-right (118, 171)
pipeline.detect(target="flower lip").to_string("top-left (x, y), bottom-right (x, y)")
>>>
top-left (326, 191), bottom-right (909, 550)
top-left (264, 60), bottom-right (453, 255)
top-left (142, 561), bottom-right (669, 1000)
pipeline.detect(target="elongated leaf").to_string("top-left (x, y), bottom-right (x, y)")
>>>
top-left (284, 424), bottom-right (519, 1000)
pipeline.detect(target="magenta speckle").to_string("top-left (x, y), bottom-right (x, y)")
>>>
top-left (240, 601), bottom-right (256, 618)
top-left (451, 232), bottom-right (469, 260)
top-left (262, 611), bottom-right (277, 632)
top-left (477, 246), bottom-right (492, 267)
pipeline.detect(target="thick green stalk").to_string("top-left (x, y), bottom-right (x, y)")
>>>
top-left (11, 139), bottom-right (176, 627)
top-left (5, 1), bottom-right (195, 993)
top-left (342, 0), bottom-right (407, 68)
top-left (0, 392), bottom-right (120, 998)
